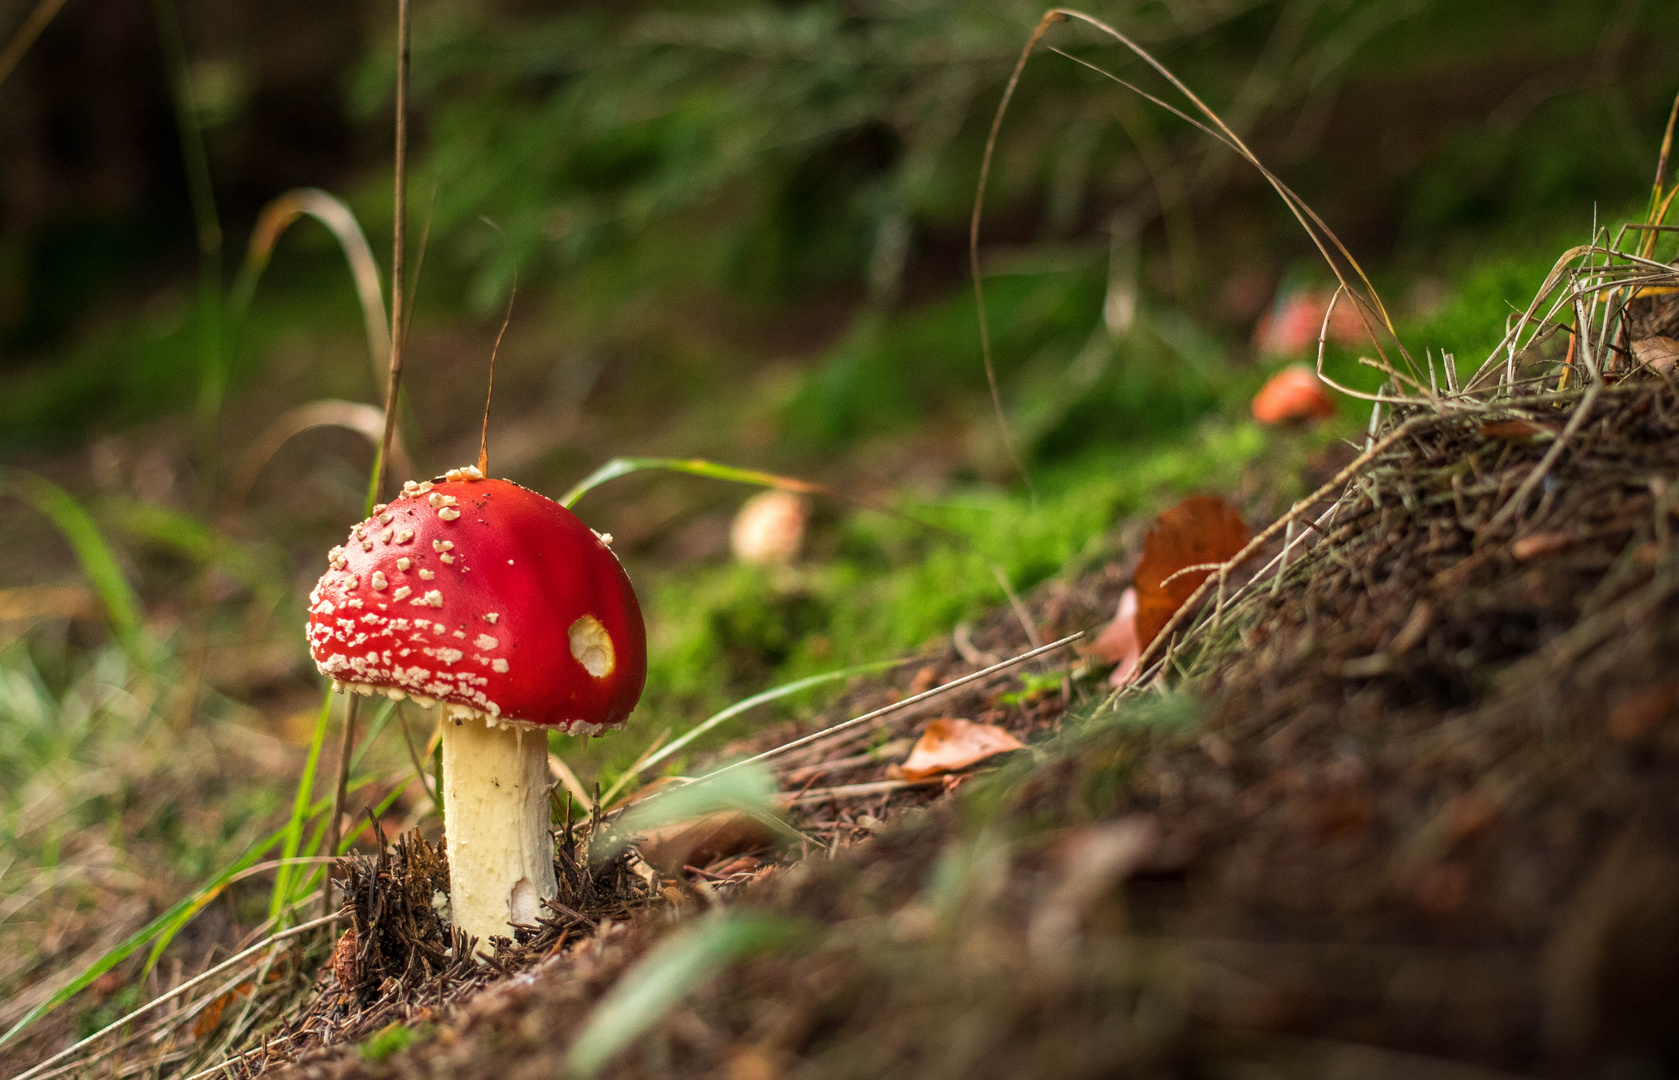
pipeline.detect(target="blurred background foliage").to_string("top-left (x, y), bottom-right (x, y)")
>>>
top-left (5, 0), bottom-right (1676, 449)
top-left (3, 0), bottom-right (1679, 1047)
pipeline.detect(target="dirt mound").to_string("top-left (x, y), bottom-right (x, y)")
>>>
top-left (1153, 377), bottom-right (1679, 1069)
top-left (251, 383), bottom-right (1679, 1079)
top-left (237, 814), bottom-right (654, 1070)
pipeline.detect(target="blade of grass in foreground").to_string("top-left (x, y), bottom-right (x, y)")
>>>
top-left (13, 751), bottom-right (414, 1051)
top-left (350, 698), bottom-right (399, 774)
top-left (0, 810), bottom-right (315, 1051)
top-left (607, 763), bottom-right (785, 861)
top-left (565, 912), bottom-right (812, 1080)
top-left (142, 766), bottom-right (385, 970)
top-left (268, 696), bottom-right (400, 920)
top-left (598, 659), bottom-right (906, 808)
top-left (270, 691), bottom-right (333, 922)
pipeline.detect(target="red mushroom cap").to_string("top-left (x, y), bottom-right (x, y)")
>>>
top-left (306, 468), bottom-right (646, 734)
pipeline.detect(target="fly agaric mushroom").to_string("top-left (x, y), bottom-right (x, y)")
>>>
top-left (305, 467), bottom-right (646, 946)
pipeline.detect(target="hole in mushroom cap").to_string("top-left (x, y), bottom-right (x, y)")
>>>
top-left (569, 615), bottom-right (615, 678)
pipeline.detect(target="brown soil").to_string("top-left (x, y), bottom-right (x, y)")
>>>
top-left (242, 381), bottom-right (1679, 1079)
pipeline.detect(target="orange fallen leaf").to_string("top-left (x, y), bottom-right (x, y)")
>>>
top-left (1511, 532), bottom-right (1576, 561)
top-left (1478, 418), bottom-right (1550, 441)
top-left (1252, 364), bottom-right (1335, 424)
top-left (1085, 587), bottom-right (1141, 687)
top-left (1133, 495), bottom-right (1250, 651)
top-left (1606, 683), bottom-right (1677, 743)
top-left (900, 718), bottom-right (1026, 781)
top-left (193, 983), bottom-right (253, 1038)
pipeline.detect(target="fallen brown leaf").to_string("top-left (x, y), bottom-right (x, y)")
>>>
top-left (1512, 532), bottom-right (1577, 561)
top-left (1478, 418), bottom-right (1551, 441)
top-left (900, 718), bottom-right (1027, 781)
top-left (1084, 586), bottom-right (1141, 687)
top-left (1415, 861), bottom-right (1471, 917)
top-left (635, 810), bottom-right (776, 876)
top-left (1631, 336), bottom-right (1679, 373)
top-left (193, 983), bottom-right (253, 1038)
top-left (1607, 683), bottom-right (1678, 743)
top-left (1133, 495), bottom-right (1250, 650)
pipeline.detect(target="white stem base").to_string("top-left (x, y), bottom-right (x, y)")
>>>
top-left (441, 717), bottom-right (557, 948)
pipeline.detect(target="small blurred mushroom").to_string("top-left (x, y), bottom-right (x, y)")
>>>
top-left (1253, 286), bottom-right (1367, 356)
top-left (729, 489), bottom-right (810, 565)
top-left (1252, 364), bottom-right (1335, 425)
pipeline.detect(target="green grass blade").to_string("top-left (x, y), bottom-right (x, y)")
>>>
top-left (565, 912), bottom-right (811, 1079)
top-left (279, 801), bottom-right (337, 913)
top-left (600, 659), bottom-right (903, 808)
top-left (350, 698), bottom-right (398, 775)
top-left (1, 469), bottom-right (142, 658)
top-left (560, 457), bottom-right (825, 510)
top-left (143, 771), bottom-right (383, 970)
top-left (266, 699), bottom-right (405, 912)
top-left (270, 689), bottom-right (333, 922)
top-left (293, 776), bottom-right (415, 901)
top-left (15, 764), bottom-right (387, 1049)
top-left (558, 456), bottom-right (963, 549)
top-left (109, 499), bottom-right (284, 608)
top-left (398, 708), bottom-right (444, 816)
top-left (0, 826), bottom-right (290, 1051)
top-left (337, 776), bottom-right (414, 852)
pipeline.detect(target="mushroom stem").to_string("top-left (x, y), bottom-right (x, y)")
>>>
top-left (440, 716), bottom-right (557, 948)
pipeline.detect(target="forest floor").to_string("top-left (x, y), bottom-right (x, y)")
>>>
top-left (225, 376), bottom-right (1679, 1080)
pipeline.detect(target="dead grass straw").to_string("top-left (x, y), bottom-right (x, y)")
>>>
top-left (10, 914), bottom-right (336, 1080)
top-left (327, 0), bottom-right (415, 912)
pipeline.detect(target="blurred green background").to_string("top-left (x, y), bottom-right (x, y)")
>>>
top-left (2, 0), bottom-right (1678, 1044)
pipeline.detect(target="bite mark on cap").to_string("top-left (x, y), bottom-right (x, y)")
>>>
top-left (569, 615), bottom-right (614, 678)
